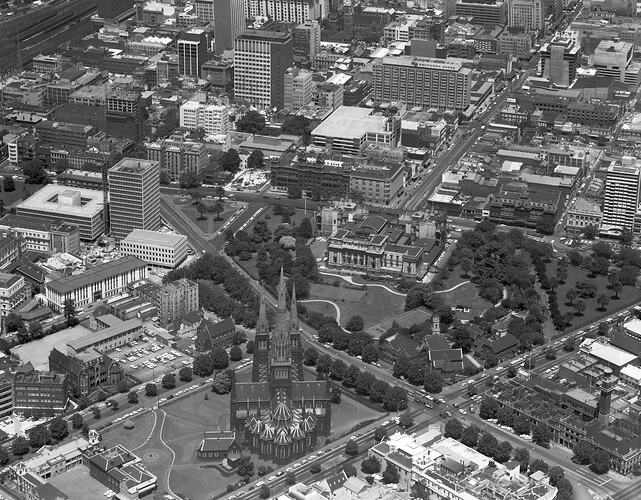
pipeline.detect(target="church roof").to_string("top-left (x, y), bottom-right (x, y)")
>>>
top-left (291, 381), bottom-right (330, 400)
top-left (274, 428), bottom-right (292, 446)
top-left (197, 430), bottom-right (239, 452)
top-left (234, 382), bottom-right (271, 401)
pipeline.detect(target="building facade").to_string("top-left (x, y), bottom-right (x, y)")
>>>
top-left (178, 28), bottom-right (207, 77)
top-left (373, 56), bottom-right (472, 111)
top-left (108, 158), bottom-right (161, 240)
top-left (230, 274), bottom-right (331, 463)
top-left (213, 0), bottom-right (245, 54)
top-left (508, 0), bottom-right (543, 31)
top-left (49, 348), bottom-right (124, 397)
top-left (146, 138), bottom-right (207, 182)
top-left (234, 31), bottom-right (293, 109)
top-left (0, 272), bottom-right (29, 317)
top-left (120, 229), bottom-right (189, 268)
top-left (246, 0), bottom-right (323, 23)
top-left (106, 90), bottom-right (143, 142)
top-left (540, 34), bottom-right (581, 87)
top-left (602, 162), bottom-right (640, 232)
top-left (0, 214), bottom-right (80, 254)
top-left (13, 371), bottom-right (69, 417)
top-left (179, 101), bottom-right (230, 136)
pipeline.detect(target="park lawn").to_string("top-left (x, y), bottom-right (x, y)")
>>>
top-left (438, 263), bottom-right (473, 291)
top-left (180, 201), bottom-right (236, 234)
top-left (329, 395), bottom-right (382, 440)
top-left (100, 411), bottom-right (155, 451)
top-left (302, 301), bottom-right (337, 321)
top-left (308, 283), bottom-right (405, 329)
top-left (434, 281), bottom-right (492, 321)
top-left (547, 260), bottom-right (641, 328)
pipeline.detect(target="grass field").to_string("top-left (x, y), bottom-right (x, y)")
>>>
top-left (547, 261), bottom-right (641, 328)
top-left (435, 281), bottom-right (492, 321)
top-left (180, 201), bottom-right (236, 234)
top-left (306, 283), bottom-right (406, 329)
top-left (101, 410), bottom-right (155, 451)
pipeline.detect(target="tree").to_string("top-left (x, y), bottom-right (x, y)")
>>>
top-left (477, 432), bottom-right (499, 458)
top-left (513, 447), bottom-right (530, 472)
top-left (399, 411), bottom-right (414, 429)
top-left (529, 459), bottom-right (549, 474)
top-left (563, 337), bottom-right (575, 351)
top-left (583, 225), bottom-right (599, 240)
top-left (193, 353), bottom-right (214, 376)
top-left (374, 426), bottom-right (387, 442)
top-left (28, 321), bottom-right (43, 339)
top-left (246, 340), bottom-right (255, 353)
top-left (49, 417), bottom-right (68, 440)
top-left (461, 257), bottom-right (472, 278)
top-left (494, 440), bottom-right (512, 463)
top-left (424, 371), bottom-right (443, 393)
top-left (29, 425), bottom-right (51, 448)
top-left (303, 347), bottom-right (319, 366)
top-left (573, 299), bottom-right (586, 316)
top-left (621, 228), bottom-right (634, 246)
top-left (282, 115), bottom-right (312, 143)
top-left (211, 201), bottom-right (224, 221)
top-left (393, 355), bottom-right (411, 379)
top-left (330, 359), bottom-right (347, 380)
top-left (11, 436), bottom-right (29, 456)
top-left (557, 478), bottom-right (574, 500)
top-left (345, 315), bottom-right (364, 333)
top-left (0, 446), bottom-right (8, 466)
top-left (316, 354), bottom-right (331, 376)
top-left (330, 386), bottom-right (341, 404)
top-left (145, 383), bottom-right (157, 397)
top-left (229, 345), bottom-right (243, 362)
top-left (361, 456), bottom-right (381, 474)
top-left (296, 217), bottom-right (312, 239)
top-left (589, 449), bottom-right (610, 474)
top-left (596, 294), bottom-right (610, 311)
top-left (612, 280), bottom-right (623, 299)
top-left (221, 148), bottom-right (241, 173)
top-left (382, 386), bottom-right (408, 411)
top-left (444, 418), bottom-right (464, 439)
top-left (532, 423), bottom-right (551, 448)
top-left (548, 466), bottom-right (565, 487)
top-left (236, 110), bottom-right (265, 134)
top-left (288, 183), bottom-right (302, 199)
top-left (451, 324), bottom-right (474, 353)
top-left (212, 371), bottom-right (232, 394)
top-left (128, 391), bottom-right (139, 404)
top-left (345, 440), bottom-right (358, 456)
top-left (237, 456), bottom-right (254, 478)
top-left (496, 407), bottom-right (515, 427)
top-left (565, 288), bottom-right (577, 306)
top-left (179, 366), bottom-right (193, 382)
top-left (247, 149), bottom-right (265, 170)
top-left (180, 172), bottom-right (202, 190)
top-left (63, 298), bottom-right (77, 327)
top-left (460, 425), bottom-right (480, 448)
top-left (210, 347), bottom-right (230, 370)
top-left (2, 176), bottom-right (14, 192)
top-left (23, 160), bottom-right (47, 184)
top-left (4, 311), bottom-right (23, 333)
top-left (214, 185), bottom-right (226, 200)
top-left (382, 464), bottom-right (400, 484)
top-left (162, 373), bottom-right (176, 389)
top-left (71, 413), bottom-right (83, 429)
top-left (286, 471), bottom-right (296, 484)
top-left (479, 398), bottom-right (499, 420)
top-left (259, 485), bottom-right (270, 498)
top-left (361, 343), bottom-right (379, 363)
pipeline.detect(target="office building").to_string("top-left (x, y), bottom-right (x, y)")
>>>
top-left (312, 106), bottom-right (400, 156)
top-left (373, 56), bottom-right (472, 111)
top-left (313, 82), bottom-right (344, 110)
top-left (540, 34), bottom-right (581, 87)
top-left (86, 446), bottom-right (157, 497)
top-left (234, 30), bottom-right (293, 109)
top-left (131, 278), bottom-right (199, 327)
top-left (108, 158), bottom-right (160, 240)
top-left (146, 137), bottom-right (208, 182)
top-left (194, 0), bottom-right (213, 22)
top-left (498, 29), bottom-right (532, 58)
top-left (602, 162), bottom-right (641, 232)
top-left (178, 28), bottom-right (207, 77)
top-left (45, 256), bottom-right (147, 311)
top-left (246, 0), bottom-right (322, 24)
top-left (67, 318), bottom-right (143, 354)
top-left (230, 275), bottom-right (331, 464)
top-left (284, 67), bottom-right (314, 110)
top-left (0, 233), bottom-right (26, 270)
top-left (508, 0), bottom-right (543, 31)
top-left (566, 197), bottom-right (603, 231)
top-left (593, 40), bottom-right (634, 82)
top-left (179, 101), bottom-right (230, 135)
top-left (120, 229), bottom-right (189, 268)
top-left (13, 371), bottom-right (69, 417)
top-left (35, 121), bottom-right (94, 149)
top-left (213, 0), bottom-right (245, 54)
top-left (293, 21), bottom-right (321, 68)
top-left (0, 214), bottom-right (80, 254)
top-left (0, 378), bottom-right (12, 418)
top-left (200, 58), bottom-right (234, 93)
top-left (455, 0), bottom-right (508, 25)
top-left (0, 272), bottom-right (28, 317)
top-left (49, 348), bottom-right (124, 396)
top-left (16, 185), bottom-right (105, 241)
top-left (105, 90), bottom-right (143, 142)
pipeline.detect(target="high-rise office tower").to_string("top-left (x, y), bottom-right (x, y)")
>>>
top-left (602, 161), bottom-right (641, 231)
top-left (373, 56), bottom-right (472, 111)
top-left (214, 0), bottom-right (245, 54)
top-left (284, 67), bottom-right (314, 110)
top-left (194, 0), bottom-right (213, 23)
top-left (108, 158), bottom-right (161, 240)
top-left (234, 30), bottom-right (293, 109)
top-left (177, 28), bottom-right (207, 77)
top-left (245, 0), bottom-right (323, 23)
top-left (293, 20), bottom-right (321, 68)
top-left (105, 90), bottom-right (143, 142)
top-left (540, 33), bottom-right (581, 87)
top-left (454, 0), bottom-right (508, 25)
top-left (508, 0), bottom-right (543, 32)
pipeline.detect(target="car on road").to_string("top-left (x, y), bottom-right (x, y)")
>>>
top-left (267, 476), bottom-right (277, 482)
top-left (256, 481), bottom-right (265, 487)
top-left (294, 463), bottom-right (302, 468)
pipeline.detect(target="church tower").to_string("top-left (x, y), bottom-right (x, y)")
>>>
top-left (252, 286), bottom-right (271, 382)
top-left (270, 270), bottom-right (293, 389)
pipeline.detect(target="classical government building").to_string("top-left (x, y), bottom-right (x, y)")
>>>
top-left (229, 272), bottom-right (331, 463)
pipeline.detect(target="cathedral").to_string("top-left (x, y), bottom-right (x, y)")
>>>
top-left (229, 271), bottom-right (331, 464)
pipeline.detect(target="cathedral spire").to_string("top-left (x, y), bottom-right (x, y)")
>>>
top-left (257, 285), bottom-right (269, 333)
top-left (289, 282), bottom-right (298, 331)
top-left (277, 267), bottom-right (287, 311)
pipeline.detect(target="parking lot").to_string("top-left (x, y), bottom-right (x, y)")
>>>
top-left (110, 335), bottom-right (194, 383)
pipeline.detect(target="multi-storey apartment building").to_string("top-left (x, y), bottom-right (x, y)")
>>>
top-left (108, 158), bottom-right (160, 240)
top-left (178, 101), bottom-right (230, 135)
top-left (234, 30), bottom-right (293, 109)
top-left (245, 0), bottom-right (323, 24)
top-left (454, 0), bottom-right (508, 25)
top-left (284, 67), bottom-right (314, 109)
top-left (373, 56), bottom-right (472, 111)
top-left (508, 0), bottom-right (543, 31)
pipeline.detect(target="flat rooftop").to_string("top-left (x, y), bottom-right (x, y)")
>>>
top-left (580, 338), bottom-right (637, 367)
top-left (48, 464), bottom-right (112, 500)
top-left (379, 55), bottom-right (465, 72)
top-left (11, 325), bottom-right (92, 370)
top-left (68, 318), bottom-right (142, 352)
top-left (312, 106), bottom-right (391, 140)
top-left (46, 256), bottom-right (146, 295)
top-left (109, 157), bottom-right (158, 174)
top-left (122, 229), bottom-right (187, 248)
top-left (17, 185), bottom-right (104, 218)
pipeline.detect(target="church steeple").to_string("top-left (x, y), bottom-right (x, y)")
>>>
top-left (289, 283), bottom-right (298, 332)
top-left (277, 267), bottom-right (287, 311)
